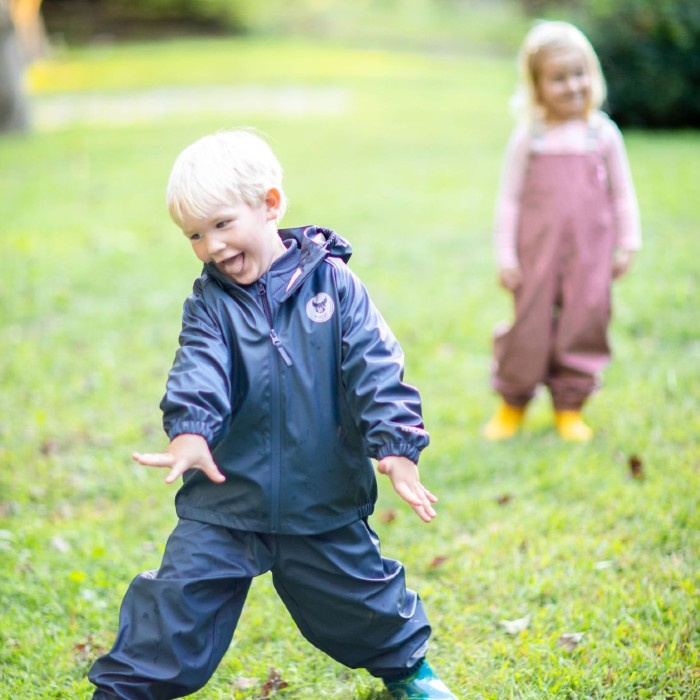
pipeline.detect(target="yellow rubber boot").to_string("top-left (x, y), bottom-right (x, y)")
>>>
top-left (483, 402), bottom-right (525, 440)
top-left (555, 410), bottom-right (593, 441)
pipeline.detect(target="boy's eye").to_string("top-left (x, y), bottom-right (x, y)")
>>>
top-left (189, 233), bottom-right (202, 241)
top-left (216, 220), bottom-right (231, 229)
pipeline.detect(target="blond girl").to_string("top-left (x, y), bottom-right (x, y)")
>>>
top-left (484, 21), bottom-right (641, 441)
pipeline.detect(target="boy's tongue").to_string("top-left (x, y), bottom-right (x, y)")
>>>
top-left (219, 253), bottom-right (245, 278)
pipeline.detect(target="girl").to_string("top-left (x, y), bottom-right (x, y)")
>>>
top-left (484, 21), bottom-right (641, 441)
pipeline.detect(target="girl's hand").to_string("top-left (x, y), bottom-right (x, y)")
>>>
top-left (613, 249), bottom-right (635, 280)
top-left (377, 456), bottom-right (438, 523)
top-left (132, 433), bottom-right (226, 485)
top-left (499, 266), bottom-right (522, 291)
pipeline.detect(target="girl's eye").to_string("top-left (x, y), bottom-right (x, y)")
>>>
top-left (216, 220), bottom-right (231, 229)
top-left (189, 233), bottom-right (202, 241)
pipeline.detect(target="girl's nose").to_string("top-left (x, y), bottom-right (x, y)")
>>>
top-left (566, 75), bottom-right (582, 91)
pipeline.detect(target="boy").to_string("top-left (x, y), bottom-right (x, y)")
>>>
top-left (88, 129), bottom-right (457, 699)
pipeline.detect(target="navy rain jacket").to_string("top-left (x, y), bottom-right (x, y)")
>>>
top-left (161, 226), bottom-right (430, 535)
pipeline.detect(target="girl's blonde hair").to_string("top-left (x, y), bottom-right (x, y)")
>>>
top-left (167, 129), bottom-right (287, 227)
top-left (512, 20), bottom-right (607, 123)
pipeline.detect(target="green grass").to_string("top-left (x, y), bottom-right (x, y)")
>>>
top-left (1, 15), bottom-right (699, 700)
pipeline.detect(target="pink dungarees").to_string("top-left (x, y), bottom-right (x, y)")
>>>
top-left (492, 135), bottom-right (616, 410)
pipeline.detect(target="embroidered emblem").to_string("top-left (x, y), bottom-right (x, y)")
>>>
top-left (306, 293), bottom-right (334, 323)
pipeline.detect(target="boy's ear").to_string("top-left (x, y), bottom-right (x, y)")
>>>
top-left (264, 188), bottom-right (282, 220)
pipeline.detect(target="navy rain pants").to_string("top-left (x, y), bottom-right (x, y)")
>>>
top-left (89, 517), bottom-right (430, 699)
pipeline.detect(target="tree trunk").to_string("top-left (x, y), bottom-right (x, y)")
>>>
top-left (11, 0), bottom-right (48, 60)
top-left (0, 1), bottom-right (30, 133)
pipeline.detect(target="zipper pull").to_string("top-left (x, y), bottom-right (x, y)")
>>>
top-left (269, 329), bottom-right (293, 367)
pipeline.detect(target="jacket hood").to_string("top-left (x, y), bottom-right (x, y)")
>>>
top-left (277, 226), bottom-right (352, 299)
top-left (280, 225), bottom-right (352, 265)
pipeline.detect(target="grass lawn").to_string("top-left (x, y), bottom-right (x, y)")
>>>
top-left (1, 15), bottom-right (698, 700)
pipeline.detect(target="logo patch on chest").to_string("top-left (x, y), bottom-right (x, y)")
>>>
top-left (306, 293), bottom-right (335, 323)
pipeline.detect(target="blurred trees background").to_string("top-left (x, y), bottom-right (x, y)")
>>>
top-left (9, 0), bottom-right (700, 129)
top-left (579, 0), bottom-right (700, 128)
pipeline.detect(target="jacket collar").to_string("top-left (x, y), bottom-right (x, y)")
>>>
top-left (277, 226), bottom-right (352, 298)
top-left (203, 225), bottom-right (352, 298)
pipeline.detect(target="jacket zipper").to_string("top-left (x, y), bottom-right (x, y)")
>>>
top-left (258, 279), bottom-right (287, 534)
top-left (258, 281), bottom-right (293, 367)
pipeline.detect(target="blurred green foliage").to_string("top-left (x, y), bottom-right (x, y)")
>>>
top-left (41, 0), bottom-right (700, 128)
top-left (516, 0), bottom-right (700, 128)
top-left (578, 0), bottom-right (700, 128)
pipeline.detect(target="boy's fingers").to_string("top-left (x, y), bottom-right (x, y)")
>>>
top-left (423, 487), bottom-right (438, 503)
top-left (201, 459), bottom-right (226, 483)
top-left (414, 503), bottom-right (436, 523)
top-left (164, 463), bottom-right (187, 484)
top-left (132, 452), bottom-right (175, 467)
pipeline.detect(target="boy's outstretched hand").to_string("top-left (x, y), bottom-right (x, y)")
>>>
top-left (132, 433), bottom-right (226, 485)
top-left (377, 456), bottom-right (438, 523)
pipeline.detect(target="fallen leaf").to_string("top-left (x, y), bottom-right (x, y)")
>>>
top-left (496, 494), bottom-right (512, 506)
top-left (73, 634), bottom-right (106, 662)
top-left (232, 676), bottom-right (257, 691)
top-left (40, 439), bottom-right (59, 456)
top-left (430, 556), bottom-right (449, 569)
top-left (260, 667), bottom-right (288, 698)
top-left (379, 509), bottom-right (397, 523)
top-left (557, 632), bottom-right (584, 651)
top-left (593, 560), bottom-right (615, 570)
top-left (500, 615), bottom-right (530, 635)
top-left (51, 536), bottom-right (71, 553)
top-left (628, 454), bottom-right (645, 479)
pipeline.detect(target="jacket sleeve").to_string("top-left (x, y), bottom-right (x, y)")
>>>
top-left (160, 280), bottom-right (232, 446)
top-left (335, 262), bottom-right (430, 463)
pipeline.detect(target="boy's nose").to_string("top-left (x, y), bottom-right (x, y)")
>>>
top-left (205, 234), bottom-right (226, 256)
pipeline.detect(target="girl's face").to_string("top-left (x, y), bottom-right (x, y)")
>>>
top-left (535, 47), bottom-right (591, 123)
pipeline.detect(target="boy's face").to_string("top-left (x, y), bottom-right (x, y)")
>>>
top-left (181, 190), bottom-right (285, 286)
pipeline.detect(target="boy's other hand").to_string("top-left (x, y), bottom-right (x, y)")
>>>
top-left (377, 456), bottom-right (438, 523)
top-left (132, 433), bottom-right (226, 485)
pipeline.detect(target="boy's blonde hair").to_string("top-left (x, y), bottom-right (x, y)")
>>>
top-left (167, 129), bottom-right (287, 227)
top-left (512, 20), bottom-right (607, 122)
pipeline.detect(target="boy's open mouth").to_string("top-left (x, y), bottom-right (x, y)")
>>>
top-left (217, 253), bottom-right (245, 277)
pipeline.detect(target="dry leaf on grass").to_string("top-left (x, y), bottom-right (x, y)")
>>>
top-left (232, 677), bottom-right (257, 691)
top-left (260, 667), bottom-right (289, 698)
top-left (628, 454), bottom-right (645, 479)
top-left (430, 555), bottom-right (449, 569)
top-left (499, 615), bottom-right (530, 635)
top-left (557, 632), bottom-right (585, 651)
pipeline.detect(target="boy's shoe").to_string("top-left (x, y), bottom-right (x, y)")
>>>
top-left (384, 660), bottom-right (458, 699)
top-left (555, 410), bottom-right (593, 441)
top-left (482, 402), bottom-right (525, 440)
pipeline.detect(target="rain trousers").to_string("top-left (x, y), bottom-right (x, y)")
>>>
top-left (492, 128), bottom-right (619, 409)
